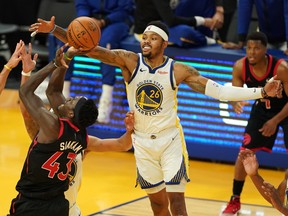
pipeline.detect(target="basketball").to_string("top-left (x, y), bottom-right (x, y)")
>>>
top-left (67, 16), bottom-right (101, 50)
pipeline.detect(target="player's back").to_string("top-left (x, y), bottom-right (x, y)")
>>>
top-left (16, 119), bottom-right (87, 199)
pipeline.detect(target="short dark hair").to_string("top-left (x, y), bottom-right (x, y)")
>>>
top-left (73, 97), bottom-right (98, 128)
top-left (247, 32), bottom-right (268, 46)
top-left (147, 20), bottom-right (169, 37)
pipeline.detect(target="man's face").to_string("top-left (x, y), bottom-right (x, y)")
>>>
top-left (140, 31), bottom-right (165, 58)
top-left (57, 96), bottom-right (83, 117)
top-left (246, 40), bottom-right (267, 66)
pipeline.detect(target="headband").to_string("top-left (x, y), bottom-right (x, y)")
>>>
top-left (73, 97), bottom-right (88, 126)
top-left (144, 25), bottom-right (168, 41)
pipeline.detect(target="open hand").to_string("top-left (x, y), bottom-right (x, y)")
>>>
top-left (238, 149), bottom-right (259, 176)
top-left (21, 41), bottom-right (38, 73)
top-left (29, 16), bottom-right (56, 35)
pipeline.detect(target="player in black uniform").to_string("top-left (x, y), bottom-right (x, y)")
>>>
top-left (8, 45), bottom-right (98, 216)
top-left (10, 45), bottom-right (134, 216)
top-left (222, 32), bottom-right (288, 215)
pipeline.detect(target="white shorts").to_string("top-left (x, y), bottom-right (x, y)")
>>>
top-left (132, 126), bottom-right (190, 192)
top-left (69, 203), bottom-right (81, 216)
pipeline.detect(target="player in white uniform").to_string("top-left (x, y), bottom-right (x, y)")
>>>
top-left (65, 153), bottom-right (83, 216)
top-left (30, 18), bottom-right (282, 216)
top-left (127, 53), bottom-right (190, 193)
top-left (18, 42), bottom-right (134, 216)
top-left (239, 149), bottom-right (288, 216)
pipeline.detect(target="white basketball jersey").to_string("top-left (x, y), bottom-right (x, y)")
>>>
top-left (65, 152), bottom-right (83, 216)
top-left (126, 53), bottom-right (179, 133)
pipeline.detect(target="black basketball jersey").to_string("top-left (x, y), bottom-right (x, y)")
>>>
top-left (16, 118), bottom-right (88, 199)
top-left (243, 54), bottom-right (288, 113)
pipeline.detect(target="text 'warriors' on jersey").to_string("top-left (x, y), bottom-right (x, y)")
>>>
top-left (126, 53), bottom-right (179, 133)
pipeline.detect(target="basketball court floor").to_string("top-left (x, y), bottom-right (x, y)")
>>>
top-left (0, 90), bottom-right (284, 216)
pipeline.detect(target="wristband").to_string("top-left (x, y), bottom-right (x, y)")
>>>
top-left (53, 61), bottom-right (60, 68)
top-left (4, 64), bottom-right (12, 71)
top-left (64, 53), bottom-right (72, 61)
top-left (261, 88), bottom-right (269, 98)
top-left (21, 71), bottom-right (31, 77)
top-left (50, 25), bottom-right (57, 33)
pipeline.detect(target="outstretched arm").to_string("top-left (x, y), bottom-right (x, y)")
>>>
top-left (0, 41), bottom-right (23, 94)
top-left (30, 16), bottom-right (68, 44)
top-left (173, 62), bottom-right (280, 101)
top-left (87, 111), bottom-right (134, 152)
top-left (262, 180), bottom-right (288, 215)
top-left (30, 16), bottom-right (139, 82)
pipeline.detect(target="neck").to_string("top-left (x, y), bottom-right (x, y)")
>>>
top-left (144, 55), bottom-right (166, 69)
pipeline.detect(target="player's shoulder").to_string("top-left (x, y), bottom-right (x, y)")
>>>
top-left (233, 57), bottom-right (245, 69)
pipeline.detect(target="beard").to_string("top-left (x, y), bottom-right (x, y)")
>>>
top-left (142, 52), bottom-right (151, 58)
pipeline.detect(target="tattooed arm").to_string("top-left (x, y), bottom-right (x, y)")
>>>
top-left (173, 62), bottom-right (280, 101)
top-left (65, 45), bottom-right (139, 82)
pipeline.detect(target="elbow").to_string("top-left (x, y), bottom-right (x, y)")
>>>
top-left (19, 86), bottom-right (27, 102)
top-left (121, 142), bottom-right (132, 151)
top-left (45, 88), bottom-right (52, 98)
top-left (124, 145), bottom-right (132, 151)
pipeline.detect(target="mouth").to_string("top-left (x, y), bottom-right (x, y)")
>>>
top-left (248, 56), bottom-right (256, 62)
top-left (142, 45), bottom-right (151, 52)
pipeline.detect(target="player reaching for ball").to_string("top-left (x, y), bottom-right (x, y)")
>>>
top-left (8, 43), bottom-right (135, 216)
top-left (30, 18), bottom-right (283, 216)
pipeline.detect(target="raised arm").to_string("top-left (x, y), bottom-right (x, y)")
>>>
top-left (30, 16), bottom-right (139, 82)
top-left (19, 49), bottom-right (66, 143)
top-left (66, 46), bottom-right (138, 82)
top-left (46, 44), bottom-right (70, 116)
top-left (0, 41), bottom-right (23, 94)
top-left (19, 41), bottom-right (39, 140)
top-left (30, 16), bottom-right (68, 44)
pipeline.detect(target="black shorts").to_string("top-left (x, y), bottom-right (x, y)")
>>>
top-left (241, 103), bottom-right (288, 151)
top-left (9, 193), bottom-right (69, 216)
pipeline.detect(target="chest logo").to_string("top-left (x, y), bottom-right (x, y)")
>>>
top-left (135, 83), bottom-right (163, 112)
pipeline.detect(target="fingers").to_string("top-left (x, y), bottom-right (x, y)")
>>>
top-left (33, 53), bottom-right (38, 65)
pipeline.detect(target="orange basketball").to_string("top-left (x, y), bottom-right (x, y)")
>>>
top-left (67, 16), bottom-right (101, 50)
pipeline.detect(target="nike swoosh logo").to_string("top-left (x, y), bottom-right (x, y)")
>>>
top-left (140, 68), bottom-right (146, 72)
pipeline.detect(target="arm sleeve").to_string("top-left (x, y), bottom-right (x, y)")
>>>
top-left (205, 79), bottom-right (263, 101)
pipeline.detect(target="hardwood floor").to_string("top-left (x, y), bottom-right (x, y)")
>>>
top-left (0, 105), bottom-right (284, 216)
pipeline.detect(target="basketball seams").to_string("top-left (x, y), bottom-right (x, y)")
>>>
top-left (69, 20), bottom-right (89, 49)
top-left (75, 20), bottom-right (97, 48)
top-left (67, 17), bottom-right (101, 50)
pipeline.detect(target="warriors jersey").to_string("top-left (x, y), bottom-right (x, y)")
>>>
top-left (16, 119), bottom-right (88, 199)
top-left (243, 54), bottom-right (288, 113)
top-left (126, 53), bottom-right (178, 133)
top-left (65, 152), bottom-right (83, 216)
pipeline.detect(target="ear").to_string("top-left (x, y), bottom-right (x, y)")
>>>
top-left (162, 41), bottom-right (168, 49)
top-left (68, 110), bottom-right (74, 119)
